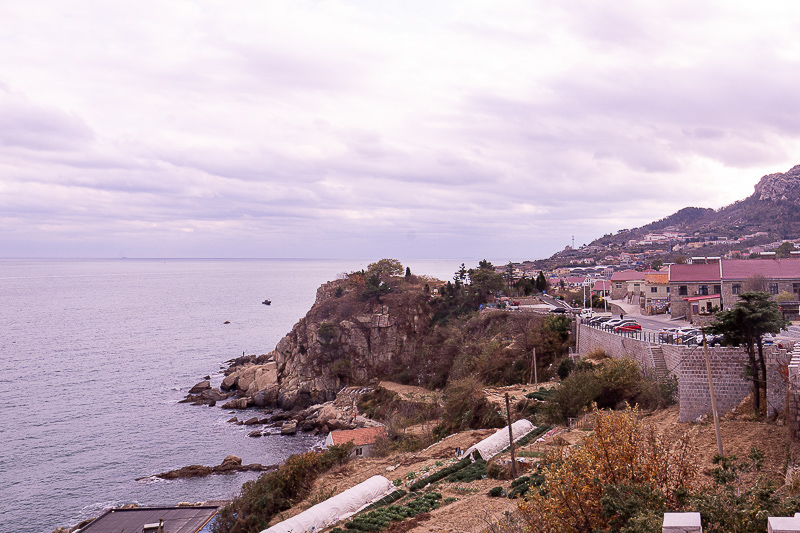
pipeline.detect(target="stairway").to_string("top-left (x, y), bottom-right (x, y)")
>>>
top-left (650, 345), bottom-right (669, 381)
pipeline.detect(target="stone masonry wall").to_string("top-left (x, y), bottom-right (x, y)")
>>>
top-left (577, 324), bottom-right (656, 375)
top-left (578, 324), bottom-right (789, 423)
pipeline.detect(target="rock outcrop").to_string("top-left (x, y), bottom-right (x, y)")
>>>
top-left (204, 278), bottom-right (435, 411)
top-left (142, 455), bottom-right (277, 480)
top-left (754, 164), bottom-right (800, 205)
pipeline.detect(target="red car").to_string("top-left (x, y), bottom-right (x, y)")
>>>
top-left (614, 323), bottom-right (642, 332)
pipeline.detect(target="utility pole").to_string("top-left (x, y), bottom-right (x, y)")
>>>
top-left (505, 393), bottom-right (517, 478)
top-left (702, 327), bottom-right (723, 456)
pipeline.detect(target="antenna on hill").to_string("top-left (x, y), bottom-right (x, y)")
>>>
top-left (572, 235), bottom-right (575, 248)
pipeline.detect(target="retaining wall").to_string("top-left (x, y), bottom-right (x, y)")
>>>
top-left (578, 324), bottom-right (789, 423)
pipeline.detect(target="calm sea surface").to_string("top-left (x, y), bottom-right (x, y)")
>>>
top-left (0, 258), bottom-right (462, 533)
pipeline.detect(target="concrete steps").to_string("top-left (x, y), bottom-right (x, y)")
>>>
top-left (650, 345), bottom-right (669, 381)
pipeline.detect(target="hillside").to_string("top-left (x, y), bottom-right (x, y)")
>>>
top-left (540, 164), bottom-right (800, 266)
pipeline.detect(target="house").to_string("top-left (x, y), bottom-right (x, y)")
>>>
top-left (668, 262), bottom-right (721, 320)
top-left (720, 258), bottom-right (800, 319)
top-left (78, 505), bottom-right (220, 533)
top-left (325, 426), bottom-right (387, 458)
top-left (592, 280), bottom-right (610, 297)
top-left (610, 270), bottom-right (645, 300)
top-left (643, 272), bottom-right (670, 315)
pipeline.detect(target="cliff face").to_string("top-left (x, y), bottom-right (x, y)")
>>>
top-left (225, 278), bottom-right (435, 410)
top-left (753, 164), bottom-right (800, 205)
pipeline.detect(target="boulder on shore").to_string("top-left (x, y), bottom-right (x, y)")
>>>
top-left (281, 420), bottom-right (298, 435)
top-left (188, 380), bottom-right (211, 394)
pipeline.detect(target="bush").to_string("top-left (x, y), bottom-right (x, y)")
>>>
top-left (594, 357), bottom-right (643, 409)
top-left (432, 377), bottom-right (504, 440)
top-left (211, 443), bottom-right (354, 533)
top-left (542, 370), bottom-right (600, 424)
top-left (488, 486), bottom-right (504, 497)
top-left (556, 358), bottom-right (575, 380)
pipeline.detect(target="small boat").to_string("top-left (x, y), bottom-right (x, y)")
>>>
top-left (262, 299), bottom-right (271, 305)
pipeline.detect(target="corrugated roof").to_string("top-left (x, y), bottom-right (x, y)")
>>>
top-left (669, 263), bottom-right (721, 283)
top-left (330, 426), bottom-right (386, 446)
top-left (721, 258), bottom-right (800, 280)
top-left (80, 506), bottom-right (219, 533)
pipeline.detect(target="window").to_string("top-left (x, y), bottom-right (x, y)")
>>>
top-left (770, 283), bottom-right (779, 295)
top-left (651, 287), bottom-right (658, 293)
top-left (699, 285), bottom-right (709, 296)
top-left (615, 283), bottom-right (622, 289)
top-left (355, 447), bottom-right (363, 456)
top-left (679, 285), bottom-right (688, 296)
top-left (794, 283), bottom-right (800, 295)
top-left (714, 285), bottom-right (721, 295)
top-left (732, 283), bottom-right (741, 295)
top-left (666, 287), bottom-right (670, 293)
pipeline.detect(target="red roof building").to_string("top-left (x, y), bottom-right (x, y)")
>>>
top-left (325, 426), bottom-right (386, 458)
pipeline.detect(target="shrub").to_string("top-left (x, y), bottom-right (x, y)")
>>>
top-left (556, 358), bottom-right (575, 380)
top-left (432, 377), bottom-right (504, 440)
top-left (542, 370), bottom-right (600, 424)
top-left (489, 486), bottom-right (504, 497)
top-left (594, 357), bottom-right (643, 409)
top-left (211, 443), bottom-right (354, 533)
top-left (517, 407), bottom-right (697, 532)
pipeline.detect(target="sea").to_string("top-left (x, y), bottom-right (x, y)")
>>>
top-left (0, 258), bottom-right (464, 533)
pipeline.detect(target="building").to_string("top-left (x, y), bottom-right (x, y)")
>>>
top-left (643, 272), bottom-right (670, 315)
top-left (325, 426), bottom-right (387, 458)
top-left (592, 280), bottom-right (610, 297)
top-left (610, 270), bottom-right (645, 300)
top-left (79, 505), bottom-right (220, 533)
top-left (668, 262), bottom-right (721, 320)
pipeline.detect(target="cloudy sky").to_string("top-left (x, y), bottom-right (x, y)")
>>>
top-left (2, 1), bottom-right (800, 260)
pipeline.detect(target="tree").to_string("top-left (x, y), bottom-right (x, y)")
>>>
top-left (651, 258), bottom-right (664, 270)
top-left (468, 267), bottom-right (505, 296)
top-left (504, 261), bottom-right (515, 289)
top-left (776, 241), bottom-right (796, 258)
top-left (454, 263), bottom-right (467, 284)
top-left (536, 271), bottom-right (548, 293)
top-left (518, 407), bottom-right (697, 532)
top-left (478, 259), bottom-right (494, 271)
top-left (366, 258), bottom-right (403, 280)
top-left (708, 292), bottom-right (789, 416)
top-left (744, 274), bottom-right (768, 292)
top-left (405, 266), bottom-right (411, 280)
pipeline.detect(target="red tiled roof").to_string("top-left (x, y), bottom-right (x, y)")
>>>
top-left (610, 270), bottom-right (646, 281)
top-left (592, 280), bottom-right (611, 290)
top-left (721, 259), bottom-right (800, 280)
top-left (669, 263), bottom-right (721, 282)
top-left (566, 276), bottom-right (587, 283)
top-left (329, 426), bottom-right (386, 446)
top-left (645, 272), bottom-right (668, 284)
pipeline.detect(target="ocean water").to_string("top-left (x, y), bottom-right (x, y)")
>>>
top-left (0, 258), bottom-right (461, 533)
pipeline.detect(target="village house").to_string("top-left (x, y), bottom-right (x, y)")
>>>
top-left (325, 426), bottom-right (386, 458)
top-left (592, 279), bottom-right (610, 298)
top-left (720, 258), bottom-right (800, 320)
top-left (668, 261), bottom-right (721, 322)
top-left (609, 270), bottom-right (644, 300)
top-left (642, 272), bottom-right (670, 315)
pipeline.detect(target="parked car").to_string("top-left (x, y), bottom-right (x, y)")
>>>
top-left (550, 307), bottom-right (567, 314)
top-left (603, 319), bottom-right (637, 330)
top-left (614, 322), bottom-right (642, 332)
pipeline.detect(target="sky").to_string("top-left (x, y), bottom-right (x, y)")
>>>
top-left (2, 1), bottom-right (800, 261)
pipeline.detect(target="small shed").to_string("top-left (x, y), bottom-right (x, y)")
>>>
top-left (325, 426), bottom-right (386, 457)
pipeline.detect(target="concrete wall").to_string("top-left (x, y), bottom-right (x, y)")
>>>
top-left (578, 324), bottom-right (788, 423)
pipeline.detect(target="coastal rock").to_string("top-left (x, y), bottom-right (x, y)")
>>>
top-left (149, 455), bottom-right (276, 479)
top-left (248, 430), bottom-right (262, 437)
top-left (157, 464), bottom-right (213, 479)
top-left (244, 417), bottom-right (260, 426)
top-left (189, 380), bottom-right (211, 394)
top-left (222, 398), bottom-right (251, 410)
top-left (280, 420), bottom-right (298, 435)
top-left (220, 374), bottom-right (238, 391)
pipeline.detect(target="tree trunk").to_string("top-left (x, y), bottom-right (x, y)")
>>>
top-left (747, 345), bottom-right (760, 416)
top-left (756, 339), bottom-right (767, 417)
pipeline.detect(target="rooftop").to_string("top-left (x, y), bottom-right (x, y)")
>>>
top-left (329, 426), bottom-right (386, 447)
top-left (79, 506), bottom-right (219, 533)
top-left (721, 258), bottom-right (800, 280)
top-left (669, 263), bottom-right (721, 283)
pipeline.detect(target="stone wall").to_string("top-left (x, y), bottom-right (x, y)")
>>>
top-left (577, 324), bottom-right (656, 375)
top-left (578, 324), bottom-right (789, 423)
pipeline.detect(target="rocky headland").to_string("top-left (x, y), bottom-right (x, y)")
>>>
top-left (182, 272), bottom-right (439, 432)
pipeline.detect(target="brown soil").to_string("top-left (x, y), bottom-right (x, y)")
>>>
top-left (273, 394), bottom-right (791, 532)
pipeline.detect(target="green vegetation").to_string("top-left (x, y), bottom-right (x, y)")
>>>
top-left (343, 492), bottom-right (443, 531)
top-left (432, 377), bottom-right (505, 440)
top-left (408, 455), bottom-right (474, 491)
top-left (211, 443), bottom-right (354, 533)
top-left (445, 459), bottom-right (486, 483)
